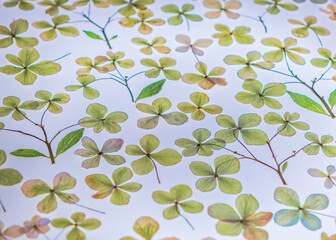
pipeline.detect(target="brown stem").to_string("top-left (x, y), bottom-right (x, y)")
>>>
top-left (328, 176), bottom-right (336, 187)
top-left (223, 147), bottom-right (277, 172)
top-left (279, 143), bottom-right (313, 165)
top-left (148, 156), bottom-right (161, 184)
top-left (267, 141), bottom-right (279, 165)
top-left (16, 108), bottom-right (39, 127)
top-left (49, 123), bottom-right (80, 144)
top-left (277, 165), bottom-right (287, 185)
top-left (2, 128), bottom-right (44, 142)
top-left (40, 102), bottom-right (51, 126)
top-left (40, 126), bottom-right (55, 164)
top-left (73, 203), bottom-right (105, 214)
top-left (175, 204), bottom-right (194, 230)
top-left (236, 138), bottom-right (257, 159)
top-left (0, 198), bottom-right (6, 212)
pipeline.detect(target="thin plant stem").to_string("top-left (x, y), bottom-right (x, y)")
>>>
top-left (191, 48), bottom-right (200, 63)
top-left (41, 126), bottom-right (55, 164)
top-left (328, 176), bottom-right (336, 187)
top-left (314, 32), bottom-right (323, 46)
top-left (258, 16), bottom-right (267, 33)
top-left (127, 71), bottom-right (147, 81)
top-left (114, 67), bottom-right (125, 80)
top-left (316, 65), bottom-right (333, 83)
top-left (267, 141), bottom-right (279, 165)
top-left (40, 102), bottom-right (51, 126)
top-left (50, 123), bottom-right (80, 144)
top-left (307, 210), bottom-right (336, 219)
top-left (175, 205), bottom-right (194, 230)
top-left (95, 77), bottom-right (126, 86)
top-left (239, 14), bottom-right (267, 33)
top-left (73, 203), bottom-right (105, 214)
top-left (184, 15), bottom-right (190, 31)
top-left (42, 233), bottom-right (50, 240)
top-left (279, 143), bottom-right (313, 165)
top-left (125, 80), bottom-right (135, 102)
top-left (236, 138), bottom-right (257, 159)
top-left (283, 51), bottom-right (335, 118)
top-left (149, 157), bottom-right (161, 184)
top-left (107, 72), bottom-right (124, 81)
top-left (52, 52), bottom-right (71, 62)
top-left (0, 198), bottom-right (6, 212)
top-left (15, 108), bottom-right (39, 127)
top-left (2, 128), bottom-right (45, 142)
top-left (223, 147), bottom-right (277, 172)
top-left (269, 132), bottom-right (279, 143)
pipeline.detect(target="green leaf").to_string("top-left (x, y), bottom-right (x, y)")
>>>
top-left (56, 128), bottom-right (84, 156)
top-left (136, 79), bottom-right (166, 102)
top-left (328, 89), bottom-right (336, 109)
top-left (10, 149), bottom-right (46, 158)
top-left (287, 91), bottom-right (327, 115)
top-left (83, 30), bottom-right (103, 40)
top-left (0, 150), bottom-right (6, 166)
top-left (0, 168), bottom-right (23, 186)
top-left (282, 162), bottom-right (288, 174)
top-left (110, 35), bottom-right (118, 40)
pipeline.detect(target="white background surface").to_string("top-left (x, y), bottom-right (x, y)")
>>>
top-left (1, 0), bottom-right (336, 239)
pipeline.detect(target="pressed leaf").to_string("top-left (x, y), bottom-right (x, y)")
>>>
top-left (83, 30), bottom-right (103, 40)
top-left (56, 128), bottom-right (84, 156)
top-left (136, 79), bottom-right (166, 102)
top-left (11, 149), bottom-right (46, 158)
top-left (0, 168), bottom-right (23, 186)
top-left (287, 91), bottom-right (327, 115)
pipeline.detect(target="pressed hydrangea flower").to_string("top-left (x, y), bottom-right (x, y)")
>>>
top-left (320, 4), bottom-right (336, 21)
top-left (34, 90), bottom-right (70, 114)
top-left (190, 155), bottom-right (242, 194)
top-left (0, 19), bottom-right (38, 48)
top-left (177, 92), bottom-right (222, 120)
top-left (254, 0), bottom-right (298, 15)
top-left (311, 48), bottom-right (336, 69)
top-left (203, 0), bottom-right (242, 19)
top-left (32, 15), bottom-right (79, 41)
top-left (109, 0), bottom-right (154, 16)
top-left (75, 56), bottom-right (108, 75)
top-left (140, 57), bottom-right (181, 80)
top-left (212, 24), bottom-right (254, 46)
top-left (182, 62), bottom-right (226, 90)
top-left (308, 165), bottom-right (336, 189)
top-left (262, 37), bottom-right (310, 65)
top-left (235, 80), bottom-right (287, 109)
top-left (136, 98), bottom-right (188, 129)
top-left (65, 75), bottom-right (100, 100)
top-left (23, 215), bottom-right (50, 239)
top-left (74, 0), bottom-right (109, 8)
top-left (75, 136), bottom-right (125, 169)
top-left (0, 96), bottom-right (38, 121)
top-left (38, 0), bottom-right (75, 16)
top-left (175, 34), bottom-right (213, 56)
top-left (304, 132), bottom-right (336, 157)
top-left (224, 51), bottom-right (274, 80)
top-left (0, 221), bottom-right (24, 239)
top-left (3, 0), bottom-right (35, 10)
top-left (132, 37), bottom-right (171, 55)
top-left (119, 9), bottom-right (165, 35)
top-left (208, 194), bottom-right (272, 239)
top-left (161, 4), bottom-right (202, 26)
top-left (288, 16), bottom-right (330, 39)
top-left (175, 128), bottom-right (225, 157)
top-left (104, 51), bottom-right (134, 71)
top-left (79, 103), bottom-right (128, 133)
top-left (264, 112), bottom-right (309, 136)
top-left (274, 187), bottom-right (328, 230)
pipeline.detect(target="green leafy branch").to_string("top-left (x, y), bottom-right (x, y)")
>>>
top-left (259, 46), bottom-right (336, 118)
top-left (215, 113), bottom-right (314, 185)
top-left (0, 97), bottom-right (83, 164)
top-left (75, 9), bottom-right (119, 49)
